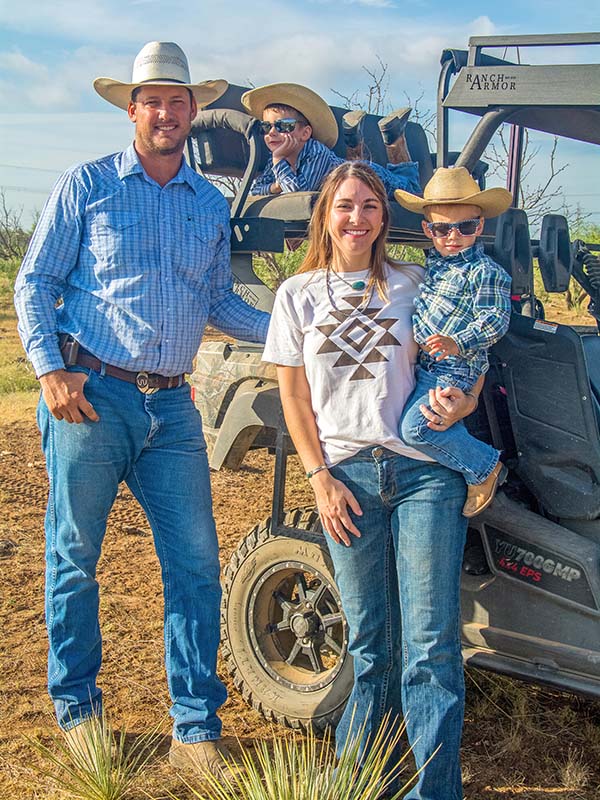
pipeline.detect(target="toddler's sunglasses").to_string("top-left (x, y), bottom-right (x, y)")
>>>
top-left (425, 218), bottom-right (481, 237)
top-left (258, 118), bottom-right (301, 134)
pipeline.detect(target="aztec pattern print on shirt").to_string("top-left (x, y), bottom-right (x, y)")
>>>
top-left (315, 293), bottom-right (402, 381)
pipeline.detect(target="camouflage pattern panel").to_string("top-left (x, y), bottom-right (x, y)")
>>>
top-left (191, 341), bottom-right (277, 430)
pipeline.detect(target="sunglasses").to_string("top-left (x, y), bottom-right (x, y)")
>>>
top-left (425, 218), bottom-right (481, 237)
top-left (258, 118), bottom-right (301, 135)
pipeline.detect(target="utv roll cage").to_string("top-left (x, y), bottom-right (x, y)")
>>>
top-left (188, 33), bottom-right (600, 708)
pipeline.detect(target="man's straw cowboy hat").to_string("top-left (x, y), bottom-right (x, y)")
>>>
top-left (395, 167), bottom-right (513, 218)
top-left (242, 82), bottom-right (339, 148)
top-left (94, 41), bottom-right (228, 111)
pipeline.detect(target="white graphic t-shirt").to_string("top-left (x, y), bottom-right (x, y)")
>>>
top-left (262, 262), bottom-right (433, 466)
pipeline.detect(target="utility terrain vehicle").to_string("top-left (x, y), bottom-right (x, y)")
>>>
top-left (188, 32), bottom-right (600, 730)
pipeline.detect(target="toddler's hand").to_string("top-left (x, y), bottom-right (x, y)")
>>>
top-left (425, 334), bottom-right (459, 361)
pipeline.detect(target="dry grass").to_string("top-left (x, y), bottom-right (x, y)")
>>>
top-left (463, 670), bottom-right (600, 798)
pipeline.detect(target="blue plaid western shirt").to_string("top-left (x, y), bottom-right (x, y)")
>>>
top-left (413, 243), bottom-right (512, 389)
top-left (15, 144), bottom-right (270, 378)
top-left (250, 138), bottom-right (421, 198)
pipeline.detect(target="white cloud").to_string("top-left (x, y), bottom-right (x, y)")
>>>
top-left (467, 15), bottom-right (498, 37)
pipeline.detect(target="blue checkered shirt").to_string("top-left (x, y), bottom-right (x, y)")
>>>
top-left (250, 138), bottom-right (421, 198)
top-left (413, 243), bottom-right (512, 389)
top-left (15, 144), bottom-right (270, 378)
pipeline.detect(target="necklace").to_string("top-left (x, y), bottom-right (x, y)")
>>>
top-left (326, 267), bottom-right (374, 314)
top-left (332, 271), bottom-right (367, 291)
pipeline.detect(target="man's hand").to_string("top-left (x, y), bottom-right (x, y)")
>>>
top-left (39, 369), bottom-right (99, 424)
top-left (420, 385), bottom-right (477, 431)
top-left (425, 333), bottom-right (460, 361)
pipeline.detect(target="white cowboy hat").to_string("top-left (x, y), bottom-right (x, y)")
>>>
top-left (394, 167), bottom-right (513, 218)
top-left (93, 41), bottom-right (228, 111)
top-left (241, 82), bottom-right (339, 148)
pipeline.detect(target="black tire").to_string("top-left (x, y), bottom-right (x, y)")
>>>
top-left (221, 507), bottom-right (353, 731)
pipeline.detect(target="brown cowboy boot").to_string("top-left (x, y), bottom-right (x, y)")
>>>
top-left (342, 110), bottom-right (366, 160)
top-left (463, 462), bottom-right (508, 518)
top-left (378, 107), bottom-right (412, 164)
top-left (169, 738), bottom-right (239, 780)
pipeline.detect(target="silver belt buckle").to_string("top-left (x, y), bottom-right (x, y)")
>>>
top-left (135, 371), bottom-right (159, 394)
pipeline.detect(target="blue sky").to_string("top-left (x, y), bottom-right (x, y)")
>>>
top-left (1, 1), bottom-right (598, 226)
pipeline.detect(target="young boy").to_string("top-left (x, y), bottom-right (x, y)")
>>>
top-left (241, 82), bottom-right (421, 198)
top-left (394, 167), bottom-right (513, 517)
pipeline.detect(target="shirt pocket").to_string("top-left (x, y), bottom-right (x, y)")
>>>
top-left (437, 270), bottom-right (468, 300)
top-left (87, 210), bottom-right (142, 268)
top-left (175, 215), bottom-right (221, 288)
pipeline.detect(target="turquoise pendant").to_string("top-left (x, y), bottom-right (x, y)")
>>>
top-left (352, 280), bottom-right (366, 290)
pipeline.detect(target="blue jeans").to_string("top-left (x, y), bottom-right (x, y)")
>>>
top-left (328, 448), bottom-right (467, 800)
top-left (400, 366), bottom-right (499, 485)
top-left (369, 160), bottom-right (421, 198)
top-left (37, 366), bottom-right (226, 742)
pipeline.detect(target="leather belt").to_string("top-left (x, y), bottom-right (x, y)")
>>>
top-left (59, 335), bottom-right (185, 395)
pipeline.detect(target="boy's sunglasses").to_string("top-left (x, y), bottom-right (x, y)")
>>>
top-left (258, 118), bottom-right (301, 134)
top-left (425, 218), bottom-right (481, 237)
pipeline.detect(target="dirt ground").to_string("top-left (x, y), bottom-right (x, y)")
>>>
top-left (2, 300), bottom-right (600, 799)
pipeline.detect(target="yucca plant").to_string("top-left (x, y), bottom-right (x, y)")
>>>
top-left (165, 712), bottom-right (422, 800)
top-left (26, 710), bottom-right (162, 800)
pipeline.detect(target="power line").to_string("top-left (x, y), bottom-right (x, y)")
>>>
top-left (1, 185), bottom-right (53, 195)
top-left (0, 163), bottom-right (62, 174)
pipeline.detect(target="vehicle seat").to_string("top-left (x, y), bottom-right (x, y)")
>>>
top-left (493, 314), bottom-right (600, 520)
top-left (190, 85), bottom-right (436, 237)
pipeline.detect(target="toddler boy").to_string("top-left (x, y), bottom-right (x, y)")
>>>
top-left (395, 167), bottom-right (513, 517)
top-left (242, 82), bottom-right (421, 198)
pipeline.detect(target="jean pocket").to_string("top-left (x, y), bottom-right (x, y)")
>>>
top-left (66, 365), bottom-right (92, 382)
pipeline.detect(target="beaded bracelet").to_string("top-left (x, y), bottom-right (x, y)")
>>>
top-left (306, 464), bottom-right (329, 479)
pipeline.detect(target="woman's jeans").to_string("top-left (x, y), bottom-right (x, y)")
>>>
top-left (37, 367), bottom-right (227, 742)
top-left (400, 366), bottom-right (499, 485)
top-left (328, 448), bottom-right (468, 800)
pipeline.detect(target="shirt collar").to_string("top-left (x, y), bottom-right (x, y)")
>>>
top-left (427, 242), bottom-right (484, 268)
top-left (117, 143), bottom-right (199, 193)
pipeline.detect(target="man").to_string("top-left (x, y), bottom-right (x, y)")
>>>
top-left (14, 41), bottom-right (269, 775)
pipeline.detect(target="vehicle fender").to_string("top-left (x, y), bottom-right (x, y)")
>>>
top-left (210, 380), bottom-right (283, 470)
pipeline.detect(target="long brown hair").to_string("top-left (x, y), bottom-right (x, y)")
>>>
top-left (298, 161), bottom-right (391, 300)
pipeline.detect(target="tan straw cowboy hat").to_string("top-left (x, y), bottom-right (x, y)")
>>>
top-left (242, 82), bottom-right (339, 148)
top-left (94, 41), bottom-right (228, 111)
top-left (395, 167), bottom-right (513, 218)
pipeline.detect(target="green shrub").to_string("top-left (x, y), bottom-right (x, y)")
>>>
top-left (166, 713), bottom-right (419, 800)
top-left (0, 257), bottom-right (21, 299)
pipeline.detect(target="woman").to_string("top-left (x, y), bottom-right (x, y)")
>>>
top-left (262, 161), bottom-right (478, 800)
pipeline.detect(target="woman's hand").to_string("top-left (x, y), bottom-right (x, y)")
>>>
top-left (419, 385), bottom-right (478, 431)
top-left (310, 470), bottom-right (362, 547)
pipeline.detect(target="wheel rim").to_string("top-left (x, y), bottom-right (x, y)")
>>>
top-left (248, 559), bottom-right (348, 692)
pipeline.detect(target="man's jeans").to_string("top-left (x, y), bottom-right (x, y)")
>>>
top-left (400, 366), bottom-right (499, 485)
top-left (37, 366), bottom-right (226, 742)
top-left (328, 448), bottom-right (467, 800)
